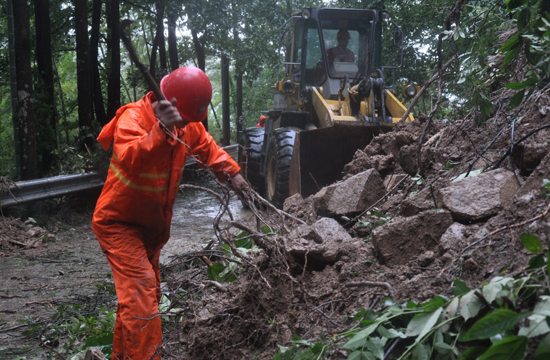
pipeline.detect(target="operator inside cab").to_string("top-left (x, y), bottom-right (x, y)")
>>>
top-left (326, 29), bottom-right (355, 64)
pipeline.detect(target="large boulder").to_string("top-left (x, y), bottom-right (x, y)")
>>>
top-left (436, 169), bottom-right (519, 221)
top-left (285, 217), bottom-right (353, 263)
top-left (312, 169), bottom-right (385, 216)
top-left (372, 210), bottom-right (453, 266)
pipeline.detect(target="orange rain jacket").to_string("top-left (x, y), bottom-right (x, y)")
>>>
top-left (92, 92), bottom-right (240, 359)
top-left (93, 92), bottom-right (240, 246)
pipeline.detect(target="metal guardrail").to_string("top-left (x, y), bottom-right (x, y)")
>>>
top-left (0, 171), bottom-right (105, 209)
top-left (0, 144), bottom-right (240, 209)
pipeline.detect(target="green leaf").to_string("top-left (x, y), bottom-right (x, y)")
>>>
top-left (467, 309), bottom-right (528, 340)
top-left (478, 336), bottom-right (527, 360)
top-left (452, 279), bottom-right (471, 296)
top-left (366, 337), bottom-right (386, 359)
top-left (506, 82), bottom-right (526, 90)
top-left (482, 277), bottom-right (513, 304)
top-left (439, 297), bottom-right (459, 333)
top-left (207, 262), bottom-right (225, 280)
top-left (434, 342), bottom-right (454, 355)
top-left (509, 89), bottom-right (525, 108)
top-left (503, 46), bottom-right (522, 67)
top-left (234, 237), bottom-right (252, 249)
top-left (529, 254), bottom-right (546, 269)
top-left (348, 351), bottom-right (376, 360)
top-left (521, 233), bottom-right (542, 253)
top-left (506, 0), bottom-right (528, 11)
top-left (536, 332), bottom-right (550, 357)
top-left (459, 346), bottom-right (488, 360)
top-left (344, 323), bottom-right (379, 350)
top-left (459, 290), bottom-right (484, 320)
top-left (422, 296), bottom-right (447, 312)
top-left (412, 343), bottom-right (430, 360)
top-left (405, 308), bottom-right (443, 339)
top-left (499, 34), bottom-right (520, 52)
top-left (519, 297), bottom-right (550, 338)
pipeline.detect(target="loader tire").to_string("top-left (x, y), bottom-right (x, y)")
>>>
top-left (265, 127), bottom-right (298, 209)
top-left (238, 127), bottom-right (265, 197)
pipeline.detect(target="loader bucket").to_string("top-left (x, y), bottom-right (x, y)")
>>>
top-left (289, 122), bottom-right (394, 198)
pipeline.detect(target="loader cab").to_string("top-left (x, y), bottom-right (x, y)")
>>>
top-left (282, 8), bottom-right (380, 100)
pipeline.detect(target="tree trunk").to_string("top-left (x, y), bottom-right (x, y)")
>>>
top-left (221, 53), bottom-right (230, 146)
top-left (7, 0), bottom-right (21, 178)
top-left (90, 0), bottom-right (107, 126)
top-left (191, 29), bottom-right (206, 71)
top-left (234, 29), bottom-right (242, 142)
top-left (106, 0), bottom-right (121, 120)
top-left (12, 0), bottom-right (37, 180)
top-left (33, 0), bottom-right (57, 175)
top-left (191, 29), bottom-right (208, 131)
top-left (150, 2), bottom-right (166, 81)
top-left (74, 0), bottom-right (94, 147)
top-left (167, 13), bottom-right (179, 71)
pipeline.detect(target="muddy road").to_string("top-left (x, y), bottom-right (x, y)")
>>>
top-left (0, 178), bottom-right (250, 359)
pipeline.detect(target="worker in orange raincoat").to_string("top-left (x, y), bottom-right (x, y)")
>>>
top-left (256, 114), bottom-right (266, 128)
top-left (92, 67), bottom-right (247, 360)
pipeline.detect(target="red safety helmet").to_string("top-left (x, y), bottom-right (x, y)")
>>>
top-left (160, 67), bottom-right (212, 123)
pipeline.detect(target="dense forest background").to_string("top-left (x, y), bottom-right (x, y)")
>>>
top-left (0, 0), bottom-right (548, 181)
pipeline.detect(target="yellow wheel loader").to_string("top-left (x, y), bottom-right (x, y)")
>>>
top-left (239, 7), bottom-right (416, 208)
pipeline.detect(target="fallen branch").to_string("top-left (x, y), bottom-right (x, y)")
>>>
top-left (201, 280), bottom-right (228, 292)
top-left (346, 280), bottom-right (394, 297)
top-left (462, 204), bottom-right (550, 253)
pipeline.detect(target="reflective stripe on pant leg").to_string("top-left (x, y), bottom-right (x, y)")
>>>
top-left (97, 232), bottom-right (162, 360)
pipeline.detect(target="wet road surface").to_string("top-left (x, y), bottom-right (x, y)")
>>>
top-left (160, 181), bottom-right (254, 264)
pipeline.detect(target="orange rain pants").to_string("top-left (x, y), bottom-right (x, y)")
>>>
top-left (96, 231), bottom-right (162, 360)
top-left (92, 92), bottom-right (240, 359)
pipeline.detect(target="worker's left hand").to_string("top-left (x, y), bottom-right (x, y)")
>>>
top-left (230, 174), bottom-right (249, 199)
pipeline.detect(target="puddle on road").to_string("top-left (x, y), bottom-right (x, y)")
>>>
top-left (160, 183), bottom-right (254, 264)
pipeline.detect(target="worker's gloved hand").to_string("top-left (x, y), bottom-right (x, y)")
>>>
top-left (229, 174), bottom-right (249, 199)
top-left (153, 98), bottom-right (189, 132)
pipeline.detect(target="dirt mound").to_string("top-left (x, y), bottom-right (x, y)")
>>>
top-left (0, 217), bottom-right (54, 252)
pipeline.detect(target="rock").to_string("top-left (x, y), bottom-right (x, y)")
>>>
top-left (401, 187), bottom-right (438, 216)
top-left (383, 174), bottom-right (408, 191)
top-left (401, 179), bottom-right (447, 216)
top-left (417, 251), bottom-right (436, 267)
top-left (372, 210), bottom-right (453, 266)
top-left (514, 138), bottom-right (549, 174)
top-left (436, 169), bottom-right (519, 221)
top-left (84, 348), bottom-right (106, 360)
top-left (285, 217), bottom-right (352, 263)
top-left (398, 145), bottom-right (417, 176)
top-left (312, 169), bottom-right (385, 216)
top-left (283, 193), bottom-right (316, 221)
top-left (439, 223), bottom-right (469, 251)
top-left (463, 258), bottom-right (478, 270)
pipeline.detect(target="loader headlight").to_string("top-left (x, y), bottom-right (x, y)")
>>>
top-left (404, 84), bottom-right (417, 98)
top-left (301, 9), bottom-right (310, 19)
top-left (283, 80), bottom-right (295, 93)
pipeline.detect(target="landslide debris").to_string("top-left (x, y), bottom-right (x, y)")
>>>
top-left (161, 83), bottom-right (550, 359)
